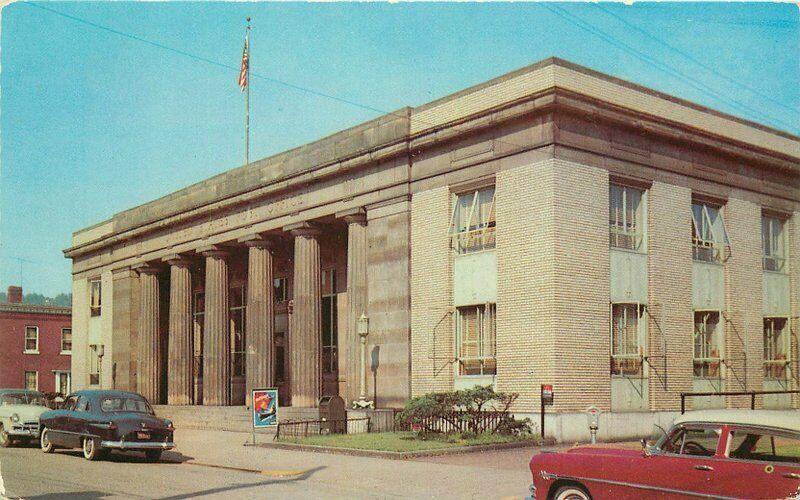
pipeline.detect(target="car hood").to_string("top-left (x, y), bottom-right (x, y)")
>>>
top-left (0, 405), bottom-right (49, 421)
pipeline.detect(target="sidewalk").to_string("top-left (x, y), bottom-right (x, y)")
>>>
top-left (167, 428), bottom-right (536, 498)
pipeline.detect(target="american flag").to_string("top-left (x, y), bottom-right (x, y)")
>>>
top-left (238, 36), bottom-right (249, 92)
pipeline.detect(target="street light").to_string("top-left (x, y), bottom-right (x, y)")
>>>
top-left (353, 313), bottom-right (374, 409)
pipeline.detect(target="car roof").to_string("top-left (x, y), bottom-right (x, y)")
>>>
top-left (70, 390), bottom-right (145, 399)
top-left (674, 410), bottom-right (800, 433)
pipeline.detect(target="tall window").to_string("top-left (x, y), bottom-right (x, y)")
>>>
top-left (55, 372), bottom-right (71, 395)
top-left (691, 202), bottom-right (729, 263)
top-left (230, 285), bottom-right (246, 378)
top-left (90, 279), bottom-right (102, 316)
top-left (611, 304), bottom-right (645, 376)
top-left (24, 326), bottom-right (39, 353)
top-left (456, 303), bottom-right (497, 376)
top-left (694, 311), bottom-right (721, 377)
top-left (89, 349), bottom-right (100, 385)
top-left (764, 318), bottom-right (789, 380)
top-left (609, 184), bottom-right (645, 251)
top-left (450, 186), bottom-right (496, 254)
top-left (24, 371), bottom-right (37, 390)
top-left (61, 328), bottom-right (72, 354)
top-left (762, 216), bottom-right (787, 272)
top-left (321, 269), bottom-right (338, 375)
top-left (273, 277), bottom-right (288, 302)
top-left (193, 292), bottom-right (205, 391)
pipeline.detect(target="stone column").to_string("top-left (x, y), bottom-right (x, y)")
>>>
top-left (198, 246), bottom-right (230, 406)
top-left (134, 264), bottom-right (162, 404)
top-left (164, 255), bottom-right (194, 405)
top-left (239, 235), bottom-right (275, 403)
top-left (339, 208), bottom-right (368, 405)
top-left (285, 222), bottom-right (322, 407)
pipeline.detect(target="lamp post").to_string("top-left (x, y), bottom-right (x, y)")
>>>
top-left (353, 313), bottom-right (374, 409)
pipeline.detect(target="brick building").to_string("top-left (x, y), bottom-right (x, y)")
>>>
top-left (64, 58), bottom-right (800, 441)
top-left (0, 286), bottom-right (72, 394)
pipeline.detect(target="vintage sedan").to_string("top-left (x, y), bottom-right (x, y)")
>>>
top-left (39, 390), bottom-right (175, 461)
top-left (528, 410), bottom-right (800, 499)
top-left (0, 389), bottom-right (49, 447)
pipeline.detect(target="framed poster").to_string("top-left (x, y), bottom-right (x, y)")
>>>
top-left (252, 388), bottom-right (278, 428)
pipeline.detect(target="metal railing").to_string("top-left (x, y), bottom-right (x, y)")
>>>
top-left (275, 417), bottom-right (371, 440)
top-left (395, 410), bottom-right (512, 434)
top-left (680, 390), bottom-right (800, 414)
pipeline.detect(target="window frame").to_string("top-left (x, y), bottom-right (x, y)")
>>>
top-left (60, 328), bottom-right (72, 354)
top-left (54, 371), bottom-right (71, 395)
top-left (691, 201), bottom-right (730, 263)
top-left (24, 371), bottom-right (38, 391)
top-left (449, 186), bottom-right (496, 255)
top-left (89, 278), bottom-right (102, 317)
top-left (610, 303), bottom-right (647, 377)
top-left (609, 183), bottom-right (647, 252)
top-left (24, 325), bottom-right (39, 354)
top-left (693, 310), bottom-right (723, 379)
top-left (273, 277), bottom-right (289, 302)
top-left (455, 302), bottom-right (497, 377)
top-left (763, 317), bottom-right (790, 380)
top-left (229, 284), bottom-right (247, 378)
top-left (762, 215), bottom-right (788, 273)
top-left (725, 426), bottom-right (800, 465)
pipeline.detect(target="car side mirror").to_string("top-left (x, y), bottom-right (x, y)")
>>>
top-left (641, 438), bottom-right (651, 457)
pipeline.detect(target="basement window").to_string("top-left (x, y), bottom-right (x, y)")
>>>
top-left (456, 303), bottom-right (497, 376)
top-left (691, 202), bottom-right (729, 263)
top-left (450, 187), bottom-right (496, 254)
top-left (764, 317), bottom-right (789, 380)
top-left (609, 184), bottom-right (645, 251)
top-left (762, 216), bottom-right (787, 273)
top-left (693, 311), bottom-right (722, 378)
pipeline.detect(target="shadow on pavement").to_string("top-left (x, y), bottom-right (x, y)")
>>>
top-left (26, 491), bottom-right (110, 500)
top-left (56, 449), bottom-right (194, 464)
top-left (159, 465), bottom-right (327, 499)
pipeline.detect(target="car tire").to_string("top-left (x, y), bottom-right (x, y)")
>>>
top-left (552, 484), bottom-right (591, 500)
top-left (0, 424), bottom-right (13, 448)
top-left (82, 437), bottom-right (104, 461)
top-left (144, 450), bottom-right (162, 463)
top-left (40, 428), bottom-right (55, 453)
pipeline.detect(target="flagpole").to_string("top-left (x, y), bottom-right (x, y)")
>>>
top-left (245, 17), bottom-right (251, 166)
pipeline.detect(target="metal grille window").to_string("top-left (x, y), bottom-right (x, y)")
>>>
top-left (61, 328), bottom-right (72, 353)
top-left (610, 304), bottom-right (645, 376)
top-left (89, 279), bottom-right (102, 317)
top-left (230, 285), bottom-right (246, 378)
top-left (450, 187), bottom-right (496, 254)
top-left (691, 202), bottom-right (730, 263)
top-left (321, 269), bottom-right (338, 375)
top-left (693, 311), bottom-right (722, 378)
top-left (24, 326), bottom-right (39, 353)
top-left (24, 371), bottom-right (37, 391)
top-left (456, 303), bottom-right (497, 376)
top-left (609, 184), bottom-right (645, 251)
top-left (273, 277), bottom-right (288, 302)
top-left (762, 216), bottom-right (787, 272)
top-left (764, 317), bottom-right (789, 379)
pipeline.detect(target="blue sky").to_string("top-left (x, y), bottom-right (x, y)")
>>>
top-left (2, 2), bottom-right (798, 296)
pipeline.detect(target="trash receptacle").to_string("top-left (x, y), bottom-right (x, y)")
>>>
top-left (318, 395), bottom-right (346, 434)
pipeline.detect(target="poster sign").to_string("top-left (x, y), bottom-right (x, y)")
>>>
top-left (252, 388), bottom-right (278, 428)
top-left (541, 384), bottom-right (554, 406)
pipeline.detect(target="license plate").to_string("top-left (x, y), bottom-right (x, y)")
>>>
top-left (137, 432), bottom-right (150, 440)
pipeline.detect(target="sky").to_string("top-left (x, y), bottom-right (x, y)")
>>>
top-left (1, 1), bottom-right (798, 297)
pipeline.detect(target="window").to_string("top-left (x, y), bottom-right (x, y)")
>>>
top-left (450, 187), bottom-right (496, 254)
top-left (273, 277), bottom-right (288, 302)
top-left (661, 426), bottom-right (720, 457)
top-left (691, 202), bottom-right (729, 263)
top-left (89, 348), bottom-right (100, 385)
top-left (75, 396), bottom-right (90, 412)
top-left (55, 372), bottom-right (71, 395)
top-left (100, 397), bottom-right (153, 414)
top-left (456, 303), bottom-right (497, 376)
top-left (728, 429), bottom-right (800, 463)
top-left (193, 292), bottom-right (205, 385)
top-left (611, 304), bottom-right (645, 376)
top-left (762, 216), bottom-right (787, 272)
top-left (694, 311), bottom-right (722, 378)
top-left (90, 279), bottom-right (102, 316)
top-left (61, 328), bottom-right (72, 354)
top-left (230, 285), bottom-right (246, 378)
top-left (24, 371), bottom-right (38, 390)
top-left (764, 318), bottom-right (789, 379)
top-left (609, 184), bottom-right (645, 251)
top-left (24, 326), bottom-right (39, 353)
top-left (322, 269), bottom-right (338, 375)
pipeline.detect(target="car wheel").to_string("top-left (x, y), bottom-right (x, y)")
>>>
top-left (552, 484), bottom-right (590, 500)
top-left (82, 437), bottom-right (104, 461)
top-left (40, 428), bottom-right (55, 453)
top-left (144, 450), bottom-right (162, 463)
top-left (0, 424), bottom-right (13, 448)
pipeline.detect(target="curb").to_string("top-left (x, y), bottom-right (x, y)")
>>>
top-left (259, 437), bottom-right (554, 460)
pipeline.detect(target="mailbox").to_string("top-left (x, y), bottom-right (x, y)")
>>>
top-left (318, 395), bottom-right (346, 434)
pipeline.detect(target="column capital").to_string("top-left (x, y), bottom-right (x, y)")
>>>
top-left (162, 253), bottom-right (194, 267)
top-left (131, 262), bottom-right (162, 275)
top-left (336, 207), bottom-right (366, 225)
top-left (237, 234), bottom-right (277, 249)
top-left (283, 221), bottom-right (322, 238)
top-left (196, 244), bottom-right (229, 259)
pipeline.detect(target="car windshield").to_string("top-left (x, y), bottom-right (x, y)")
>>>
top-left (0, 393), bottom-right (46, 406)
top-left (100, 397), bottom-right (154, 414)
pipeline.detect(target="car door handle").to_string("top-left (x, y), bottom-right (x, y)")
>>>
top-left (782, 473), bottom-right (800, 479)
top-left (694, 465), bottom-right (714, 471)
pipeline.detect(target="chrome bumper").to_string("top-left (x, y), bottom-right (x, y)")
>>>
top-left (8, 424), bottom-right (39, 437)
top-left (101, 440), bottom-right (175, 450)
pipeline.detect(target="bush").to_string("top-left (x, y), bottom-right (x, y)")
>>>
top-left (395, 385), bottom-right (532, 437)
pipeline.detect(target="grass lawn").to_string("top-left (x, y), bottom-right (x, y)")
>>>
top-left (278, 431), bottom-right (538, 452)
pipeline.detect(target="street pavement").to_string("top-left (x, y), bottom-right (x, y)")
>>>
top-left (0, 429), bottom-right (540, 499)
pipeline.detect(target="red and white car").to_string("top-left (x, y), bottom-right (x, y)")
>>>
top-left (528, 410), bottom-right (800, 499)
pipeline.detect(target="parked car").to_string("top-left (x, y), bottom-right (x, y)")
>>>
top-left (528, 410), bottom-right (800, 499)
top-left (0, 389), bottom-right (49, 447)
top-left (39, 390), bottom-right (175, 462)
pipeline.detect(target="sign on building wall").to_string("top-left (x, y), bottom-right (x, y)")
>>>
top-left (252, 388), bottom-right (278, 428)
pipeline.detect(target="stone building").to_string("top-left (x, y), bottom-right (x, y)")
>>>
top-left (64, 58), bottom-right (800, 440)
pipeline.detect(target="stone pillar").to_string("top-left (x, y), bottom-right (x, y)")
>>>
top-left (164, 255), bottom-right (194, 405)
top-left (339, 208), bottom-right (368, 405)
top-left (199, 246), bottom-right (230, 406)
top-left (239, 235), bottom-right (275, 403)
top-left (285, 222), bottom-right (322, 407)
top-left (134, 264), bottom-right (162, 404)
